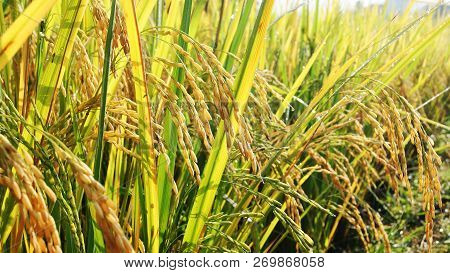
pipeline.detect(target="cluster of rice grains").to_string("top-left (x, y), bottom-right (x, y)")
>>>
top-left (369, 89), bottom-right (442, 251)
top-left (54, 146), bottom-right (133, 253)
top-left (90, 0), bottom-right (129, 70)
top-left (73, 37), bottom-right (99, 100)
top-left (49, 142), bottom-right (133, 252)
top-left (141, 28), bottom-right (259, 180)
top-left (0, 135), bottom-right (61, 253)
top-left (294, 87), bottom-right (442, 252)
top-left (400, 95), bottom-right (442, 251)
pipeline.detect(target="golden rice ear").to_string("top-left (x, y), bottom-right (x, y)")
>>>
top-left (56, 147), bottom-right (133, 253)
top-left (0, 135), bottom-right (61, 253)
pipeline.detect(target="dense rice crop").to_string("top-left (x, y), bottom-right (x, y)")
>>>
top-left (0, 0), bottom-right (448, 253)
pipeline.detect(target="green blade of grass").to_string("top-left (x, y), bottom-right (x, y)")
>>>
top-left (182, 0), bottom-right (274, 251)
top-left (222, 0), bottom-right (255, 70)
top-left (275, 35), bottom-right (329, 119)
top-left (88, 0), bottom-right (117, 253)
top-left (93, 0), bottom-right (117, 184)
top-left (157, 0), bottom-right (192, 246)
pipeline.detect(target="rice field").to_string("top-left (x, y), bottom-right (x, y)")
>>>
top-left (0, 0), bottom-right (448, 253)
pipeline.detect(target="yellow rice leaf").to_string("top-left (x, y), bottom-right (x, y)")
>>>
top-left (120, 0), bottom-right (160, 253)
top-left (276, 35), bottom-right (329, 118)
top-left (0, 0), bottom-right (58, 69)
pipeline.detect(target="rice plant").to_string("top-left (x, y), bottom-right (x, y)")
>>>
top-left (0, 0), bottom-right (448, 253)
